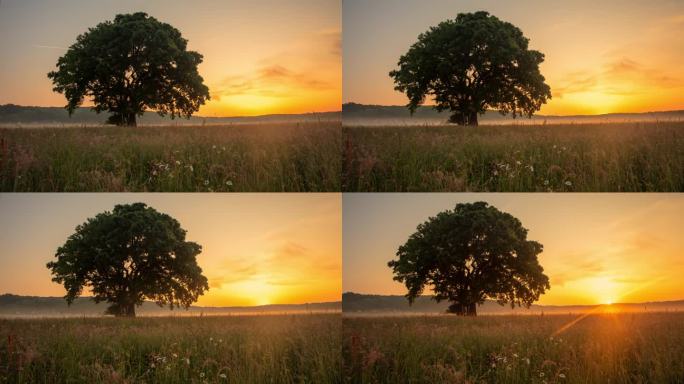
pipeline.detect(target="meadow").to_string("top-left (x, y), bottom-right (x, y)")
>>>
top-left (0, 122), bottom-right (341, 192)
top-left (343, 312), bottom-right (684, 383)
top-left (342, 122), bottom-right (684, 192)
top-left (0, 314), bottom-right (340, 384)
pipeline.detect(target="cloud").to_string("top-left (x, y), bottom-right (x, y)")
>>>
top-left (316, 28), bottom-right (342, 56)
top-left (550, 254), bottom-right (604, 287)
top-left (553, 57), bottom-right (682, 98)
top-left (211, 64), bottom-right (334, 101)
top-left (209, 259), bottom-right (259, 288)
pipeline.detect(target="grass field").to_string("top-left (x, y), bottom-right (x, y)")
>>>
top-left (0, 314), bottom-right (340, 383)
top-left (0, 122), bottom-right (341, 192)
top-left (343, 312), bottom-right (684, 383)
top-left (342, 122), bottom-right (684, 192)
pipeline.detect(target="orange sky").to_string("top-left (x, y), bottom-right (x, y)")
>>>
top-left (0, 194), bottom-right (341, 307)
top-left (343, 0), bottom-right (684, 115)
top-left (343, 194), bottom-right (684, 306)
top-left (0, 0), bottom-right (341, 117)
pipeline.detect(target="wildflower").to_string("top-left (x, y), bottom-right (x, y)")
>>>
top-left (150, 362), bottom-right (156, 368)
top-left (565, 180), bottom-right (572, 186)
top-left (175, 160), bottom-right (181, 165)
top-left (189, 165), bottom-right (194, 172)
top-left (219, 373), bottom-right (227, 379)
top-left (559, 373), bottom-right (566, 379)
top-left (491, 362), bottom-right (496, 368)
top-left (513, 353), bottom-right (518, 358)
top-left (524, 358), bottom-right (530, 365)
top-left (543, 179), bottom-right (549, 186)
top-left (200, 372), bottom-right (205, 378)
top-left (226, 180), bottom-right (233, 186)
top-left (185, 357), bottom-right (190, 365)
top-left (527, 165), bottom-right (534, 172)
top-left (516, 160), bottom-right (521, 165)
top-left (540, 372), bottom-right (545, 378)
top-left (172, 353), bottom-right (178, 358)
top-left (204, 179), bottom-right (210, 186)
top-left (493, 170), bottom-right (498, 176)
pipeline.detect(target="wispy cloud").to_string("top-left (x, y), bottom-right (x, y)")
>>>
top-left (212, 64), bottom-right (333, 101)
top-left (553, 57), bottom-right (682, 98)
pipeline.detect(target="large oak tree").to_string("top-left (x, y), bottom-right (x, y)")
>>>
top-left (388, 202), bottom-right (549, 316)
top-left (48, 12), bottom-right (210, 127)
top-left (47, 203), bottom-right (209, 317)
top-left (390, 11), bottom-right (551, 126)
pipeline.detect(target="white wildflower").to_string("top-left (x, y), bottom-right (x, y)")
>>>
top-left (565, 180), bottom-right (572, 186)
top-left (219, 373), bottom-right (227, 379)
top-left (559, 373), bottom-right (566, 379)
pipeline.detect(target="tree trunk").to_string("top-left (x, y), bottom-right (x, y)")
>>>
top-left (449, 111), bottom-right (479, 126)
top-left (447, 301), bottom-right (477, 316)
top-left (126, 113), bottom-right (137, 127)
top-left (118, 302), bottom-right (136, 317)
top-left (465, 302), bottom-right (477, 316)
top-left (467, 111), bottom-right (478, 126)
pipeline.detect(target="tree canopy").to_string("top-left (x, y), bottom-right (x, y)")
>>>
top-left (46, 203), bottom-right (209, 317)
top-left (388, 202), bottom-right (549, 316)
top-left (48, 12), bottom-right (210, 127)
top-left (389, 11), bottom-right (551, 126)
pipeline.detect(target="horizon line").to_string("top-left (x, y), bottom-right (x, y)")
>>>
top-left (341, 102), bottom-right (684, 117)
top-left (342, 292), bottom-right (684, 307)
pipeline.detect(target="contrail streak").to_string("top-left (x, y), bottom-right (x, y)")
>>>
top-left (32, 44), bottom-right (67, 50)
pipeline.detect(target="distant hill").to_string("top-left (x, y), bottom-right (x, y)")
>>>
top-left (0, 294), bottom-right (341, 317)
top-left (342, 102), bottom-right (684, 125)
top-left (342, 292), bottom-right (684, 315)
top-left (0, 104), bottom-right (340, 126)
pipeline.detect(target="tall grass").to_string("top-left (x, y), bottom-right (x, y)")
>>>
top-left (343, 312), bottom-right (684, 383)
top-left (343, 122), bottom-right (684, 191)
top-left (0, 122), bottom-right (341, 192)
top-left (0, 314), bottom-right (341, 384)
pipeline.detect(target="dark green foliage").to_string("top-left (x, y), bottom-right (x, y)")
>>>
top-left (389, 11), bottom-right (551, 125)
top-left (48, 13), bottom-right (210, 126)
top-left (46, 203), bottom-right (209, 317)
top-left (388, 202), bottom-right (549, 316)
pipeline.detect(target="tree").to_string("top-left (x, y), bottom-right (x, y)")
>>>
top-left (389, 11), bottom-right (551, 126)
top-left (46, 203), bottom-right (209, 317)
top-left (388, 202), bottom-right (549, 316)
top-left (48, 12), bottom-right (210, 127)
